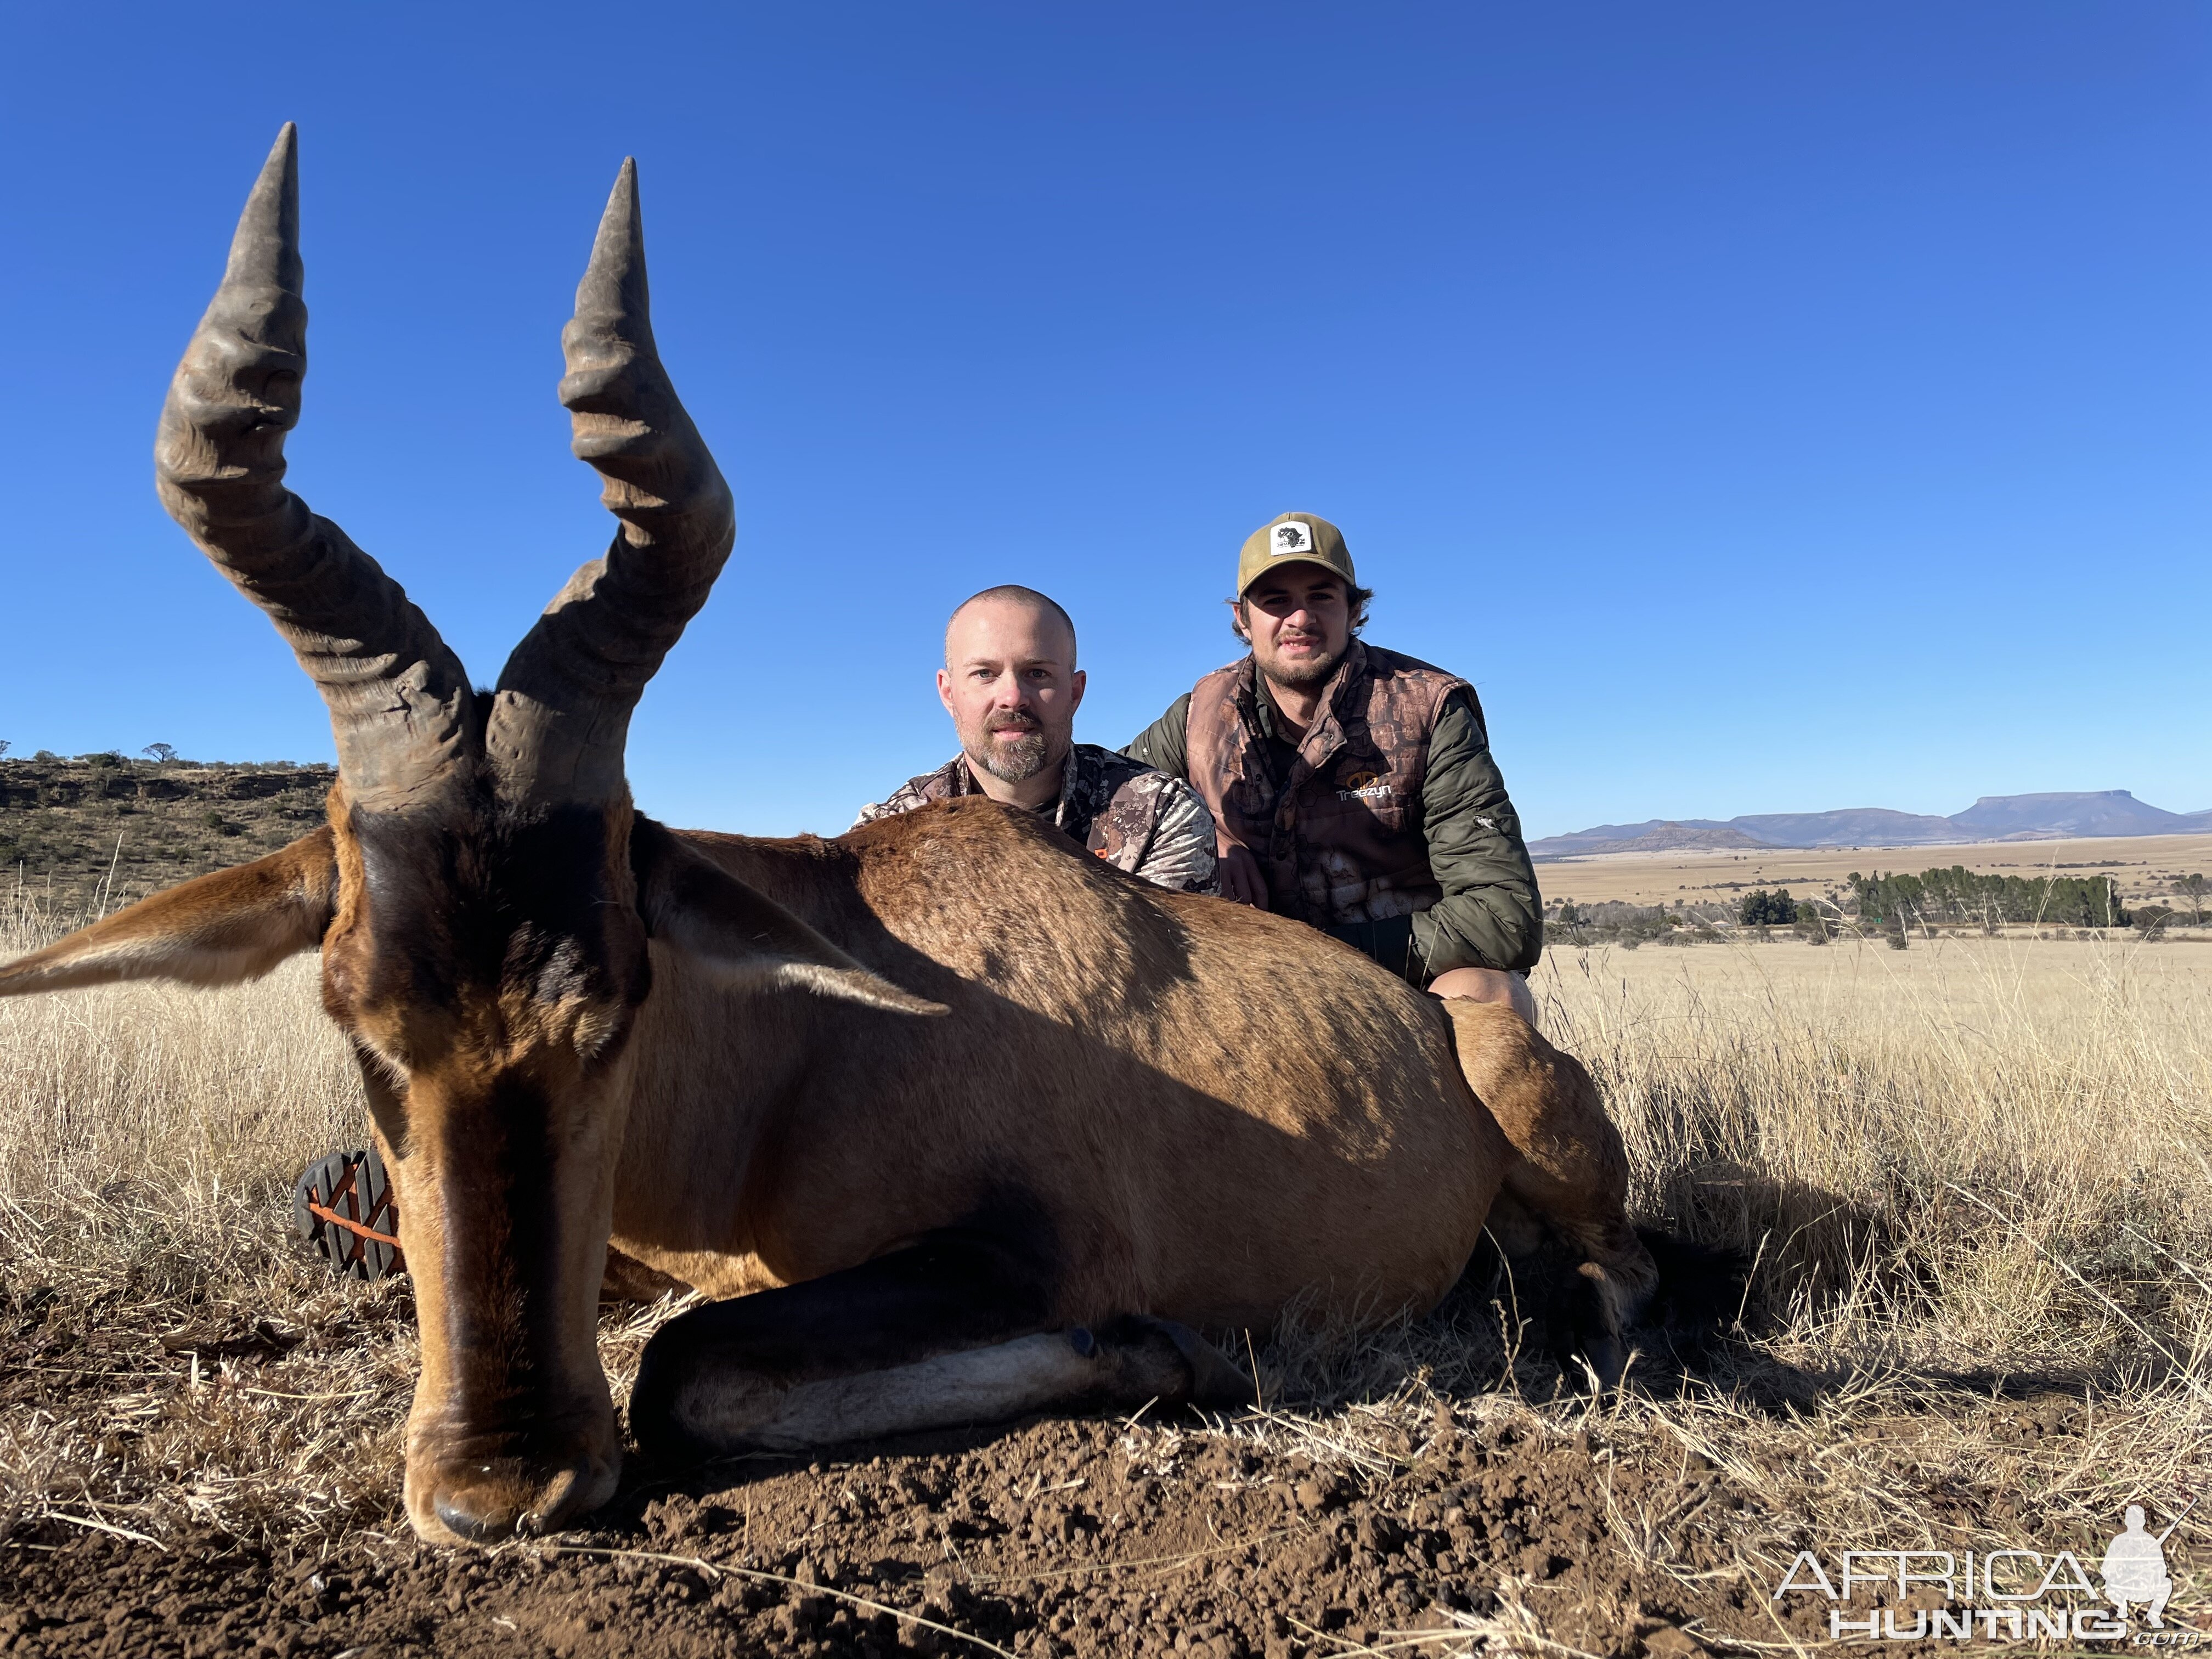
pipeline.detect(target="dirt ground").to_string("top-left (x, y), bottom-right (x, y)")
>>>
top-left (0, 1308), bottom-right (1766, 1659)
top-left (0, 1261), bottom-right (2162, 1659)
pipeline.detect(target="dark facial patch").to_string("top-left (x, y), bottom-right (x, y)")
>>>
top-left (317, 774), bottom-right (652, 1465)
top-left (431, 1068), bottom-right (573, 1434)
top-left (337, 776), bottom-right (651, 1036)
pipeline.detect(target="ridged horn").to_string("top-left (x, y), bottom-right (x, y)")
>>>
top-left (486, 159), bottom-right (736, 806)
top-left (153, 124), bottom-right (476, 810)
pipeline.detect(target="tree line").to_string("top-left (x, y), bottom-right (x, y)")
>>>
top-left (1847, 866), bottom-right (2128, 929)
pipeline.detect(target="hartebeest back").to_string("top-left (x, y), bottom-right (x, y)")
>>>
top-left (0, 128), bottom-right (1657, 1545)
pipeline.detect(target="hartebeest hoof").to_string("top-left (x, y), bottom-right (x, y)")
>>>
top-left (1555, 1262), bottom-right (1633, 1391)
top-left (1089, 1316), bottom-right (1258, 1411)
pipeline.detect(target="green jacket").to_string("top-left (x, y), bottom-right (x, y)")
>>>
top-left (1125, 662), bottom-right (1542, 978)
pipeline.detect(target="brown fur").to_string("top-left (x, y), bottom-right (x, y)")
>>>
top-left (617, 800), bottom-right (1508, 1328)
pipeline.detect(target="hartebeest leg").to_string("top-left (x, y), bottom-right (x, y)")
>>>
top-left (1441, 998), bottom-right (1660, 1380)
top-left (629, 1234), bottom-right (1251, 1461)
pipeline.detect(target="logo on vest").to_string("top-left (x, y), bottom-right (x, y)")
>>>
top-left (1270, 522), bottom-right (1315, 555)
top-left (1336, 768), bottom-right (1393, 803)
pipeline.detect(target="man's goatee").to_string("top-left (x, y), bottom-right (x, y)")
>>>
top-left (974, 731), bottom-right (1050, 783)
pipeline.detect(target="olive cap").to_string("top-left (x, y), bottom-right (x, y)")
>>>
top-left (1237, 512), bottom-right (1355, 595)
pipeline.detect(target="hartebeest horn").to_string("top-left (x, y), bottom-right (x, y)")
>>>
top-left (154, 125), bottom-right (477, 809)
top-left (487, 160), bottom-right (735, 805)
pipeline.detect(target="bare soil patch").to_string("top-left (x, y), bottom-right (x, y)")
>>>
top-left (0, 1273), bottom-right (1926, 1659)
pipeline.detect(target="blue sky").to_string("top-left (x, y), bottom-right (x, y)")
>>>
top-left (2, 4), bottom-right (2205, 839)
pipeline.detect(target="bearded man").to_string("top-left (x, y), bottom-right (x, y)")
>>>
top-left (1125, 514), bottom-right (1541, 1019)
top-left (855, 585), bottom-right (1217, 894)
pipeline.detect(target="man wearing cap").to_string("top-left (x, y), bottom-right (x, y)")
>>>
top-left (1125, 514), bottom-right (1542, 1018)
top-left (856, 584), bottom-right (1218, 894)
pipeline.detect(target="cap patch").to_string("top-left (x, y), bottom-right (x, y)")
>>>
top-left (1269, 521), bottom-right (1317, 556)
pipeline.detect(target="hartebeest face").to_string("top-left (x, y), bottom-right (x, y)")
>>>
top-left (321, 782), bottom-right (652, 1540)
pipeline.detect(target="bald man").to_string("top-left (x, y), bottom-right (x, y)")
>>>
top-left (854, 585), bottom-right (1218, 894)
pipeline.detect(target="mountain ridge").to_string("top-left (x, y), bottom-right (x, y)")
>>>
top-left (1531, 790), bottom-right (2212, 861)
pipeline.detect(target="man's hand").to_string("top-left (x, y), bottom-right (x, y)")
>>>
top-left (1216, 842), bottom-right (1268, 909)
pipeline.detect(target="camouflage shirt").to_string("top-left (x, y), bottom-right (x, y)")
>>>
top-left (853, 743), bottom-right (1218, 895)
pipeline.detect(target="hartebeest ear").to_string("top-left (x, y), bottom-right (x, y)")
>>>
top-left (0, 829), bottom-right (337, 997)
top-left (633, 821), bottom-right (945, 1018)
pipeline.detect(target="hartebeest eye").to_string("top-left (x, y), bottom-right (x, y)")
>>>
top-left (348, 1037), bottom-right (411, 1097)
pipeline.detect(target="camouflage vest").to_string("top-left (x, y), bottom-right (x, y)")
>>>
top-left (1185, 641), bottom-right (1469, 926)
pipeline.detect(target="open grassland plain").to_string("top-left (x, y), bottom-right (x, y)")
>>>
top-left (1536, 831), bottom-right (2212, 915)
top-left (2, 896), bottom-right (2209, 1657)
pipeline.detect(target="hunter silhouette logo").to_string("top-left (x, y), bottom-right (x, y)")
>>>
top-left (2102, 1499), bottom-right (2192, 1628)
top-left (1272, 523), bottom-right (1311, 554)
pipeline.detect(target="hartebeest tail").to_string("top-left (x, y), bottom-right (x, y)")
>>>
top-left (1, 128), bottom-right (1660, 1547)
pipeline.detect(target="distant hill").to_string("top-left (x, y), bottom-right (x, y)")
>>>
top-left (1, 755), bottom-right (334, 913)
top-left (1528, 821), bottom-right (1775, 858)
top-left (1945, 791), bottom-right (2207, 840)
top-left (1531, 790), bottom-right (2212, 861)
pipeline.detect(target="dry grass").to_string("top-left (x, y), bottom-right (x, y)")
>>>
top-left (1544, 936), bottom-right (2212, 1381)
top-left (4, 888), bottom-right (2210, 1633)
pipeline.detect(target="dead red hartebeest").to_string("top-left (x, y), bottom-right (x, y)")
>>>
top-left (0, 128), bottom-right (1657, 1545)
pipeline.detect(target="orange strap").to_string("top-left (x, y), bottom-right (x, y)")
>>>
top-left (307, 1198), bottom-right (402, 1250)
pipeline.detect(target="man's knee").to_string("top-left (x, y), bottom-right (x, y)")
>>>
top-left (1430, 966), bottom-right (1536, 1027)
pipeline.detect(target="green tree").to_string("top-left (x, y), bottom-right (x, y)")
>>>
top-left (1739, 888), bottom-right (1797, 926)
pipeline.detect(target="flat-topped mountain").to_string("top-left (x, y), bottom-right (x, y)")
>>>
top-left (1532, 789), bottom-right (2212, 860)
